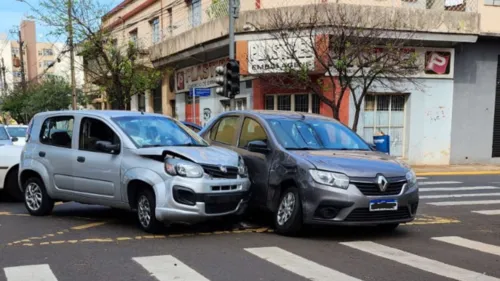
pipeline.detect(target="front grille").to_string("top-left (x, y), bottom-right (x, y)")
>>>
top-left (205, 202), bottom-right (239, 214)
top-left (211, 185), bottom-right (238, 191)
top-left (352, 176), bottom-right (406, 196)
top-left (344, 207), bottom-right (411, 222)
top-left (201, 164), bottom-right (238, 179)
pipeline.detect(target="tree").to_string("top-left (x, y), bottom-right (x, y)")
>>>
top-left (20, 0), bottom-right (162, 110)
top-left (0, 76), bottom-right (78, 124)
top-left (250, 3), bottom-right (425, 132)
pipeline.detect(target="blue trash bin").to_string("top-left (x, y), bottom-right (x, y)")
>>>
top-left (373, 135), bottom-right (390, 154)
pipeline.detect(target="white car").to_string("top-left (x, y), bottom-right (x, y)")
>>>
top-left (5, 125), bottom-right (28, 146)
top-left (0, 144), bottom-right (23, 201)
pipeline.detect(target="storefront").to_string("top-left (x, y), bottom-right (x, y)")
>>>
top-left (349, 47), bottom-right (455, 165)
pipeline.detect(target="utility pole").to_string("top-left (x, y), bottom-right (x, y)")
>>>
top-left (68, 0), bottom-right (77, 110)
top-left (0, 58), bottom-right (6, 94)
top-left (17, 30), bottom-right (27, 94)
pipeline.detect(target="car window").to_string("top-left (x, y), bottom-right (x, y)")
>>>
top-left (79, 117), bottom-right (120, 153)
top-left (238, 118), bottom-right (267, 148)
top-left (212, 116), bottom-right (239, 145)
top-left (39, 116), bottom-right (74, 148)
top-left (6, 127), bottom-right (27, 138)
top-left (0, 127), bottom-right (9, 140)
top-left (187, 125), bottom-right (200, 133)
top-left (112, 115), bottom-right (208, 148)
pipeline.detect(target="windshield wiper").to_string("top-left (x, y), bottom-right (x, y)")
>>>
top-left (333, 148), bottom-right (371, 151)
top-left (141, 144), bottom-right (166, 148)
top-left (287, 147), bottom-right (319, 150)
top-left (171, 143), bottom-right (207, 147)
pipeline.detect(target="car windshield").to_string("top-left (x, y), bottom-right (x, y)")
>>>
top-left (266, 118), bottom-right (371, 151)
top-left (0, 127), bottom-right (9, 140)
top-left (112, 115), bottom-right (208, 148)
top-left (6, 127), bottom-right (27, 137)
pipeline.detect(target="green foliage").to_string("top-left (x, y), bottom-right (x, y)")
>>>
top-left (0, 76), bottom-right (76, 124)
top-left (21, 0), bottom-right (161, 110)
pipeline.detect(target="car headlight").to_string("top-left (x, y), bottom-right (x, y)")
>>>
top-left (165, 158), bottom-right (203, 178)
top-left (406, 169), bottom-right (417, 186)
top-left (238, 156), bottom-right (248, 177)
top-left (309, 169), bottom-right (350, 189)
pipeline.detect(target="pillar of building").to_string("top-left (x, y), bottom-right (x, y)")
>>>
top-left (145, 90), bottom-right (154, 113)
top-left (130, 94), bottom-right (139, 111)
top-left (161, 71), bottom-right (175, 117)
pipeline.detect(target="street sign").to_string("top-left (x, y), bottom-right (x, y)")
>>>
top-left (189, 88), bottom-right (211, 97)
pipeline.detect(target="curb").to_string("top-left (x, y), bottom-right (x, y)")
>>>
top-left (416, 171), bottom-right (500, 176)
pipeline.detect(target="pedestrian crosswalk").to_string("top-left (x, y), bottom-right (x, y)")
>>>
top-left (418, 178), bottom-right (500, 216)
top-left (3, 235), bottom-right (500, 281)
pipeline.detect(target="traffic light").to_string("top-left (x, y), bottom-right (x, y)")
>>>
top-left (214, 65), bottom-right (228, 97)
top-left (226, 59), bottom-right (240, 98)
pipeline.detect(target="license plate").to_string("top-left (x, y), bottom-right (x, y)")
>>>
top-left (369, 199), bottom-right (398, 211)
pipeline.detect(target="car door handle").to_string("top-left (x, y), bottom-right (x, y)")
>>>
top-left (77, 156), bottom-right (85, 163)
top-left (39, 151), bottom-right (46, 157)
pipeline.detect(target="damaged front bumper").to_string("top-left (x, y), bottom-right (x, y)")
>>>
top-left (155, 175), bottom-right (252, 223)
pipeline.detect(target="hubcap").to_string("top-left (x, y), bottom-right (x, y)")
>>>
top-left (138, 195), bottom-right (151, 228)
top-left (277, 192), bottom-right (295, 226)
top-left (25, 182), bottom-right (42, 211)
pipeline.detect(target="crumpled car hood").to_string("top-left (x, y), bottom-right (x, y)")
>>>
top-left (290, 150), bottom-right (410, 178)
top-left (134, 146), bottom-right (239, 167)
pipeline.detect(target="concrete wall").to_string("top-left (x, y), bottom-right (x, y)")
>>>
top-left (450, 40), bottom-right (500, 164)
top-left (479, 2), bottom-right (500, 34)
top-left (350, 79), bottom-right (454, 165)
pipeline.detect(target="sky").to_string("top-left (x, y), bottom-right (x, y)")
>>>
top-left (0, 0), bottom-right (120, 43)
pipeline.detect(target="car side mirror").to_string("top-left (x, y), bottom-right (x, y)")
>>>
top-left (247, 140), bottom-right (270, 154)
top-left (96, 140), bottom-right (120, 154)
top-left (11, 137), bottom-right (18, 142)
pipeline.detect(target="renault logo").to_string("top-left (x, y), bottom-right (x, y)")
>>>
top-left (376, 174), bottom-right (388, 192)
top-left (219, 165), bottom-right (227, 173)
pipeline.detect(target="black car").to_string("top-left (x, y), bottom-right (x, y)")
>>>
top-left (199, 110), bottom-right (419, 236)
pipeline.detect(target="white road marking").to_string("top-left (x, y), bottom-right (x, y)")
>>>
top-left (471, 210), bottom-right (500, 215)
top-left (420, 192), bottom-right (500, 199)
top-left (432, 236), bottom-right (500, 257)
top-left (4, 264), bottom-right (58, 281)
top-left (340, 241), bottom-right (500, 281)
top-left (418, 181), bottom-right (462, 186)
top-left (420, 186), bottom-right (500, 192)
top-left (427, 200), bottom-right (500, 206)
top-left (133, 255), bottom-right (210, 281)
top-left (416, 177), bottom-right (428, 180)
top-left (245, 247), bottom-right (362, 281)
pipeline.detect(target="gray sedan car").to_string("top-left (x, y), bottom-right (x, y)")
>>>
top-left (19, 110), bottom-right (251, 233)
top-left (199, 110), bottom-right (419, 236)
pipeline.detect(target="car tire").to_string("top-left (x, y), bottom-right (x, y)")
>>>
top-left (23, 177), bottom-right (54, 216)
top-left (377, 223), bottom-right (400, 231)
top-left (136, 188), bottom-right (163, 234)
top-left (274, 186), bottom-right (303, 236)
top-left (5, 166), bottom-right (23, 202)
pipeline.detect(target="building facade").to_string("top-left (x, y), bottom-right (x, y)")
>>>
top-left (98, 0), bottom-right (500, 165)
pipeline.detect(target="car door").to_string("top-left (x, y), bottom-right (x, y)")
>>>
top-left (71, 116), bottom-right (123, 201)
top-left (204, 115), bottom-right (242, 149)
top-left (233, 117), bottom-right (272, 207)
top-left (37, 115), bottom-right (76, 193)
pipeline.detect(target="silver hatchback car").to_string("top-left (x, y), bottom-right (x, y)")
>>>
top-left (19, 110), bottom-right (251, 233)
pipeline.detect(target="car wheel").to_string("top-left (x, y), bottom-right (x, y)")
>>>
top-left (5, 166), bottom-right (23, 201)
top-left (24, 177), bottom-right (54, 216)
top-left (274, 186), bottom-right (303, 236)
top-left (377, 223), bottom-right (400, 232)
top-left (136, 189), bottom-right (163, 234)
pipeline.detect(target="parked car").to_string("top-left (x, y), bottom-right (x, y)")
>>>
top-left (181, 121), bottom-right (202, 133)
top-left (0, 125), bottom-right (14, 146)
top-left (0, 144), bottom-right (24, 200)
top-left (199, 110), bottom-right (419, 236)
top-left (19, 110), bottom-right (251, 233)
top-left (5, 125), bottom-right (28, 146)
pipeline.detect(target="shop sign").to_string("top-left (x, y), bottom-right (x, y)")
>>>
top-left (175, 57), bottom-right (229, 93)
top-left (326, 47), bottom-right (454, 79)
top-left (248, 38), bottom-right (315, 74)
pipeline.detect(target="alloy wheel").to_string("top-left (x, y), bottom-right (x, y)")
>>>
top-left (25, 182), bottom-right (42, 211)
top-left (138, 195), bottom-right (151, 228)
top-left (277, 192), bottom-right (296, 226)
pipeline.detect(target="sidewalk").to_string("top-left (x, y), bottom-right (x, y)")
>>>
top-left (411, 164), bottom-right (500, 176)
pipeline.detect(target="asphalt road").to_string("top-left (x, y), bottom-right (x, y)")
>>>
top-left (1, 175), bottom-right (500, 281)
